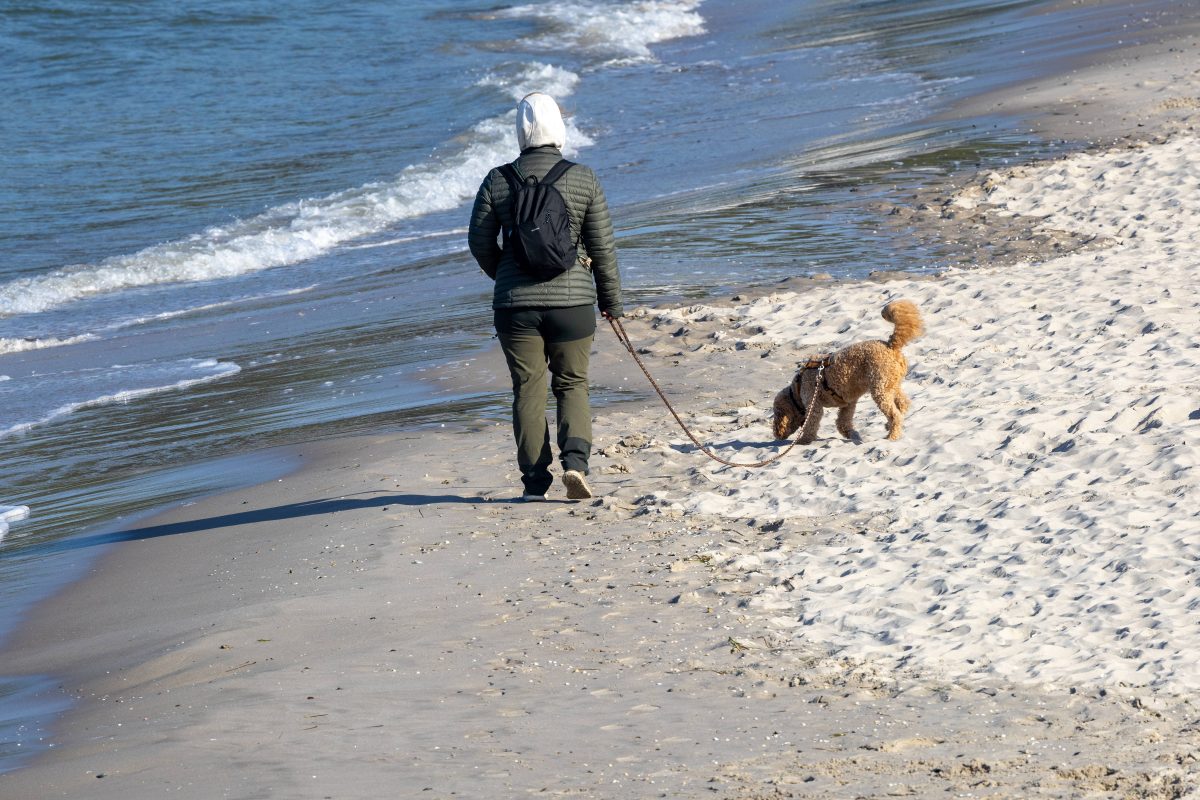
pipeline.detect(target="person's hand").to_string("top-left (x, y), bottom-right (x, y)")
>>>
top-left (600, 309), bottom-right (615, 321)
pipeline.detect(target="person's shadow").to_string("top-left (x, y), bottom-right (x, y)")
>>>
top-left (33, 492), bottom-right (494, 556)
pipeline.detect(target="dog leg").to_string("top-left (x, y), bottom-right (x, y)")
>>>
top-left (835, 401), bottom-right (863, 444)
top-left (871, 386), bottom-right (905, 440)
top-left (798, 403), bottom-right (824, 444)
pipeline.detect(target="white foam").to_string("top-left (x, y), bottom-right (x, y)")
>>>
top-left (477, 62), bottom-right (581, 101)
top-left (0, 505), bottom-right (30, 544)
top-left (0, 358), bottom-right (241, 440)
top-left (0, 334), bottom-right (98, 354)
top-left (645, 136), bottom-right (1200, 691)
top-left (495, 0), bottom-right (706, 62)
top-left (0, 505), bottom-right (30, 523)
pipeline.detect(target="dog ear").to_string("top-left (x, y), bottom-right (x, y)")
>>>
top-left (772, 387), bottom-right (800, 440)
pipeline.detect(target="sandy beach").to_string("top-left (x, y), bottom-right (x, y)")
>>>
top-left (5, 8), bottom-right (1200, 800)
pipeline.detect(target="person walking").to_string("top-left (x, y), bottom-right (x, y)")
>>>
top-left (468, 92), bottom-right (623, 502)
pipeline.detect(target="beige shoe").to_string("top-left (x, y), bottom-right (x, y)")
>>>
top-left (562, 470), bottom-right (593, 500)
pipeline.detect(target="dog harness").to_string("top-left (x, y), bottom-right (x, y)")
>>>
top-left (794, 355), bottom-right (848, 408)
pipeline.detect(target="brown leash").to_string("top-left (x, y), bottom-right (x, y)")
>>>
top-left (607, 316), bottom-right (819, 468)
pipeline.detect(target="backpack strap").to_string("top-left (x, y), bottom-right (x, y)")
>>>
top-left (540, 159), bottom-right (575, 186)
top-left (499, 159), bottom-right (574, 188)
top-left (497, 163), bottom-right (524, 193)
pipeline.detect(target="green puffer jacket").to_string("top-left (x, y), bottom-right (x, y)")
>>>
top-left (468, 145), bottom-right (623, 317)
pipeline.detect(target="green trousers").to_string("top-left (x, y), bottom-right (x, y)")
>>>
top-left (494, 306), bottom-right (595, 495)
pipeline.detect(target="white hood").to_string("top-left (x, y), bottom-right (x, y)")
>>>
top-left (516, 92), bottom-right (566, 151)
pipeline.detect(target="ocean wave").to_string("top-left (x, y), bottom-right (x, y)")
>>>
top-left (0, 62), bottom-right (585, 319)
top-left (0, 1), bottom-right (706, 320)
top-left (477, 62), bottom-right (581, 101)
top-left (494, 0), bottom-right (706, 62)
top-left (0, 358), bottom-right (241, 440)
top-left (0, 334), bottom-right (98, 354)
top-left (136, 286), bottom-right (317, 323)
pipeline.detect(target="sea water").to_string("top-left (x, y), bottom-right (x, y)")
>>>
top-left (0, 0), bottom-right (1139, 771)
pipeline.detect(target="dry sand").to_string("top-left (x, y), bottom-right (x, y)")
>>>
top-left (5, 9), bottom-right (1200, 800)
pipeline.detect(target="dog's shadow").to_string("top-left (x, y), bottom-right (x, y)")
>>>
top-left (669, 432), bottom-right (863, 459)
top-left (669, 437), bottom-right (803, 455)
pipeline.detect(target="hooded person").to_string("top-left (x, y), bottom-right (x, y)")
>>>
top-left (516, 91), bottom-right (567, 151)
top-left (468, 93), bottom-right (624, 502)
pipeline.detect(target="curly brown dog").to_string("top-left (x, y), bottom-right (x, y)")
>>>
top-left (772, 300), bottom-right (923, 443)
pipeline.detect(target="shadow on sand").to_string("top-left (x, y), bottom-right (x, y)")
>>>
top-left (27, 492), bottom-right (500, 556)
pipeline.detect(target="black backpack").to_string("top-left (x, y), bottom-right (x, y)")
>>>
top-left (498, 159), bottom-right (578, 280)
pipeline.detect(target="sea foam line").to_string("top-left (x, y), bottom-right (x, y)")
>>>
top-left (0, 64), bottom-right (583, 319)
top-left (0, 334), bottom-right (98, 355)
top-left (493, 0), bottom-right (706, 63)
top-left (0, 359), bottom-right (242, 441)
top-left (0, 286), bottom-right (318, 355)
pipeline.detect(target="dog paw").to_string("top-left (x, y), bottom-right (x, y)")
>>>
top-left (847, 431), bottom-right (864, 444)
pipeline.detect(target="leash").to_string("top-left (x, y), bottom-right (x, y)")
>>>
top-left (607, 316), bottom-right (820, 468)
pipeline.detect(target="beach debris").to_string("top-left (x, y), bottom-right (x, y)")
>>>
top-left (727, 637), bottom-right (761, 653)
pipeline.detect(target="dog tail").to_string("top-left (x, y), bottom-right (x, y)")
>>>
top-left (882, 299), bottom-right (924, 350)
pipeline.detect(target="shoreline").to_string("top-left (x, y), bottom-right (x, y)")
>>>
top-left (5, 8), bottom-right (1200, 799)
top-left (946, 0), bottom-right (1200, 145)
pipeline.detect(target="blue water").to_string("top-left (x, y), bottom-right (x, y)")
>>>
top-left (0, 0), bottom-right (1146, 772)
